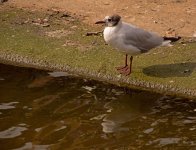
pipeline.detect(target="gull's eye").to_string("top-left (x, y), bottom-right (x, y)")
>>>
top-left (108, 18), bottom-right (112, 22)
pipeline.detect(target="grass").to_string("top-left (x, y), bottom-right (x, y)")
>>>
top-left (0, 7), bottom-right (196, 98)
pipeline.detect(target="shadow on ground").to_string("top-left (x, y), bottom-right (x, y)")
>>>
top-left (143, 62), bottom-right (196, 78)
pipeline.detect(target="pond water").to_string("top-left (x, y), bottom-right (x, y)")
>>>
top-left (0, 63), bottom-right (195, 150)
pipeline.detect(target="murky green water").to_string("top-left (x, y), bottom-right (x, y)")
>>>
top-left (0, 64), bottom-right (195, 150)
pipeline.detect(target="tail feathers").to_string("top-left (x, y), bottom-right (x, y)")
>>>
top-left (161, 40), bottom-right (173, 47)
top-left (161, 36), bottom-right (181, 47)
top-left (163, 36), bottom-right (181, 42)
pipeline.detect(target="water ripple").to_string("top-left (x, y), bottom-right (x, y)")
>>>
top-left (0, 102), bottom-right (19, 110)
top-left (0, 126), bottom-right (27, 139)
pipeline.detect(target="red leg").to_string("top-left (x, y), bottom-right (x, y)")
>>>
top-left (116, 54), bottom-right (128, 72)
top-left (123, 56), bottom-right (133, 76)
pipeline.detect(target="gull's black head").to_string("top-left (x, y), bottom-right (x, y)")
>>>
top-left (95, 14), bottom-right (121, 27)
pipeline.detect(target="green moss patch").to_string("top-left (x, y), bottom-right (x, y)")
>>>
top-left (0, 7), bottom-right (196, 98)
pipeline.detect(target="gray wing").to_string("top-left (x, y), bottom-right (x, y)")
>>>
top-left (122, 23), bottom-right (163, 52)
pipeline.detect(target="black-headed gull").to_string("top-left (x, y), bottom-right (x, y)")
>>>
top-left (95, 14), bottom-right (180, 75)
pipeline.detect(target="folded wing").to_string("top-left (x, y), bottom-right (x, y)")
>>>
top-left (122, 23), bottom-right (164, 52)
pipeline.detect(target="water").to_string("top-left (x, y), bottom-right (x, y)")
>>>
top-left (0, 64), bottom-right (195, 150)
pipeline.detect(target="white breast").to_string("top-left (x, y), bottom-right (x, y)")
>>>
top-left (103, 27), bottom-right (116, 44)
top-left (103, 25), bottom-right (141, 55)
top-left (104, 26), bottom-right (124, 50)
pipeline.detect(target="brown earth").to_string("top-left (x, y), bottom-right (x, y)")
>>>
top-left (5, 0), bottom-right (196, 37)
top-left (0, 1), bottom-right (196, 98)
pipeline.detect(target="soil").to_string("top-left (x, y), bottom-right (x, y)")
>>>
top-left (0, 1), bottom-right (196, 98)
top-left (5, 0), bottom-right (196, 37)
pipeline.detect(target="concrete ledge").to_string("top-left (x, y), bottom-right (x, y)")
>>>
top-left (1, 51), bottom-right (195, 99)
top-left (0, 7), bottom-right (196, 99)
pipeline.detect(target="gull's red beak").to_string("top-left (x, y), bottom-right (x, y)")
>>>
top-left (95, 20), bottom-right (106, 24)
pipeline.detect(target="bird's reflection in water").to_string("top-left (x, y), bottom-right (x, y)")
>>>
top-left (101, 92), bottom-right (159, 133)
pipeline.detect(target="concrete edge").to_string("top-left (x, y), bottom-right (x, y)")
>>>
top-left (0, 51), bottom-right (195, 99)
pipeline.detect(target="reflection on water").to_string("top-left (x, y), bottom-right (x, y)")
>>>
top-left (0, 126), bottom-right (27, 139)
top-left (0, 64), bottom-right (195, 150)
top-left (0, 102), bottom-right (19, 110)
top-left (101, 94), bottom-right (156, 133)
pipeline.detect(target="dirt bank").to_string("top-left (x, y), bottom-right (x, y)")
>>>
top-left (0, 3), bottom-right (196, 98)
top-left (8, 0), bottom-right (196, 37)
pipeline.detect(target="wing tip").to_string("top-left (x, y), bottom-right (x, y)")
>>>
top-left (163, 36), bottom-right (181, 42)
